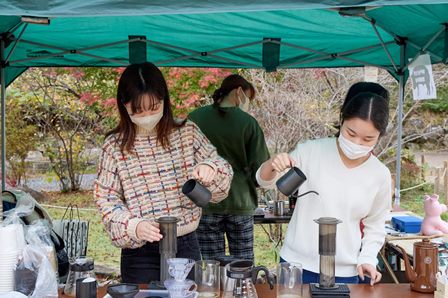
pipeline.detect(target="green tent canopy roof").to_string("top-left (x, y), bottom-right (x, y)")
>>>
top-left (2, 0), bottom-right (448, 16)
top-left (1, 0), bottom-right (446, 200)
top-left (1, 1), bottom-right (448, 85)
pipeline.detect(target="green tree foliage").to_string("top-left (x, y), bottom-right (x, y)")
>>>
top-left (5, 93), bottom-right (38, 185)
top-left (7, 66), bottom-right (232, 191)
top-left (9, 67), bottom-right (120, 191)
top-left (162, 67), bottom-right (233, 118)
top-left (420, 85), bottom-right (448, 113)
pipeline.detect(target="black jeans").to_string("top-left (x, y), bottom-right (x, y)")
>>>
top-left (120, 232), bottom-right (201, 283)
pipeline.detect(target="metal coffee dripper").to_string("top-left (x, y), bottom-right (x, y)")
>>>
top-left (310, 217), bottom-right (350, 297)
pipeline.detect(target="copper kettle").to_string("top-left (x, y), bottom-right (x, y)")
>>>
top-left (397, 238), bottom-right (438, 293)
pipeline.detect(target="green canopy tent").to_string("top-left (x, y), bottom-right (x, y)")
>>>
top-left (1, 1), bottom-right (448, 208)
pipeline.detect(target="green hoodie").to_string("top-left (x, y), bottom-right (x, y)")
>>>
top-left (189, 105), bottom-right (270, 215)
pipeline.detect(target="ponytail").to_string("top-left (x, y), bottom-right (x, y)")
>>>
top-left (212, 74), bottom-right (255, 109)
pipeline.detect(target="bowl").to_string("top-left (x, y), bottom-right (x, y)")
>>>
top-left (107, 283), bottom-right (139, 298)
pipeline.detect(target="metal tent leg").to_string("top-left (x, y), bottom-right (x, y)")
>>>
top-left (0, 38), bottom-right (5, 222)
top-left (394, 43), bottom-right (406, 209)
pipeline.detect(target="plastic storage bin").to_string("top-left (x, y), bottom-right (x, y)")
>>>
top-left (391, 216), bottom-right (422, 233)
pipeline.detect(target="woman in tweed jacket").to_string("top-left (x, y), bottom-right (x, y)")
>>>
top-left (94, 62), bottom-right (233, 283)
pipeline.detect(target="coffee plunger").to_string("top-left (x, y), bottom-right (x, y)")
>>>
top-left (156, 216), bottom-right (180, 284)
top-left (310, 217), bottom-right (350, 297)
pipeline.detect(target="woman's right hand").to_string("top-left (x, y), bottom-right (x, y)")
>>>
top-left (136, 221), bottom-right (163, 242)
top-left (270, 153), bottom-right (295, 173)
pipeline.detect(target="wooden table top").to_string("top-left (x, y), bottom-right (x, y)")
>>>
top-left (59, 283), bottom-right (434, 298)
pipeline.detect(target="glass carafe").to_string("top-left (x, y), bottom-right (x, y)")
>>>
top-left (223, 277), bottom-right (258, 298)
top-left (63, 257), bottom-right (96, 296)
top-left (222, 260), bottom-right (274, 298)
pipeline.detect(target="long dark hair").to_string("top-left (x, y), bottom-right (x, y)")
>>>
top-left (212, 74), bottom-right (255, 107)
top-left (107, 62), bottom-right (183, 152)
top-left (339, 82), bottom-right (390, 136)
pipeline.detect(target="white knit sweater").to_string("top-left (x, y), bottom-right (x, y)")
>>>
top-left (256, 137), bottom-right (391, 276)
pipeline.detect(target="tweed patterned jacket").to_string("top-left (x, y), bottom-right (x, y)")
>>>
top-left (94, 121), bottom-right (233, 249)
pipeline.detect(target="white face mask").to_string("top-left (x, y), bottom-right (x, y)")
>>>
top-left (238, 91), bottom-right (250, 112)
top-left (338, 133), bottom-right (374, 160)
top-left (129, 108), bottom-right (163, 131)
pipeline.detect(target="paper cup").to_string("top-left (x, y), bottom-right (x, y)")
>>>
top-left (0, 225), bottom-right (20, 253)
top-left (0, 274), bottom-right (14, 293)
top-left (0, 249), bottom-right (21, 257)
top-left (15, 225), bottom-right (25, 251)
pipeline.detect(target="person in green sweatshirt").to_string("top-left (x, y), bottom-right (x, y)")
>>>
top-left (189, 74), bottom-right (270, 261)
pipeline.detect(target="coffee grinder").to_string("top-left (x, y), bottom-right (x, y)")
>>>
top-left (310, 217), bottom-right (350, 297)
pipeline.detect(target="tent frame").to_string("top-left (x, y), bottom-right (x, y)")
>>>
top-left (1, 38), bottom-right (6, 192)
top-left (0, 13), bottom-right (446, 208)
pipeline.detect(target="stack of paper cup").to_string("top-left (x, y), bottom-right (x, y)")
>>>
top-left (436, 273), bottom-right (448, 298)
top-left (0, 224), bottom-right (25, 294)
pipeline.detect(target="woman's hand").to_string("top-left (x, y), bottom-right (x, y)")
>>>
top-left (270, 153), bottom-right (295, 173)
top-left (136, 221), bottom-right (163, 242)
top-left (193, 164), bottom-right (216, 185)
top-left (357, 264), bottom-right (382, 286)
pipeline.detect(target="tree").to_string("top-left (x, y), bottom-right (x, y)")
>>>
top-left (245, 68), bottom-right (354, 154)
top-left (245, 66), bottom-right (448, 166)
top-left (10, 67), bottom-right (119, 191)
top-left (7, 66), bottom-right (232, 191)
top-left (162, 67), bottom-right (233, 118)
top-left (5, 94), bottom-right (38, 185)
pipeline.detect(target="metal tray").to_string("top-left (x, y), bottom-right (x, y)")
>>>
top-left (104, 289), bottom-right (170, 298)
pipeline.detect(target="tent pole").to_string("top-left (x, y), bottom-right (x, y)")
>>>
top-left (369, 21), bottom-right (398, 72)
top-left (148, 39), bottom-right (263, 57)
top-left (5, 24), bottom-right (27, 64)
top-left (21, 37), bottom-right (136, 53)
top-left (394, 42), bottom-right (406, 209)
top-left (10, 38), bottom-right (135, 65)
top-left (148, 39), bottom-right (261, 67)
top-left (1, 38), bottom-right (6, 196)
top-left (281, 41), bottom-right (395, 68)
top-left (277, 40), bottom-right (393, 71)
top-left (402, 26), bottom-right (446, 73)
top-left (363, 16), bottom-right (443, 63)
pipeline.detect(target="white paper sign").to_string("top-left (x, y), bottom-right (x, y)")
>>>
top-left (364, 66), bottom-right (378, 82)
top-left (408, 54), bottom-right (437, 100)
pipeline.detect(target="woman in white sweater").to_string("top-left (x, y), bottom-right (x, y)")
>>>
top-left (256, 82), bottom-right (391, 285)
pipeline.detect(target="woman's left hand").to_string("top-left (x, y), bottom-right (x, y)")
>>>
top-left (193, 164), bottom-right (216, 185)
top-left (357, 264), bottom-right (382, 286)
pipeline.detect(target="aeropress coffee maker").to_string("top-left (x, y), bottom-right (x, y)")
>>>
top-left (309, 217), bottom-right (350, 297)
top-left (149, 216), bottom-right (180, 289)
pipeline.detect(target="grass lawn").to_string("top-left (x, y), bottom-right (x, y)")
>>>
top-left (399, 184), bottom-right (448, 220)
top-left (42, 191), bottom-right (122, 271)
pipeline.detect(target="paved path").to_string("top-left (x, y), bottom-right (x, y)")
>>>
top-left (24, 174), bottom-right (96, 192)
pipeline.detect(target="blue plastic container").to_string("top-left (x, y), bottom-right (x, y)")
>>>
top-left (391, 216), bottom-right (422, 233)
